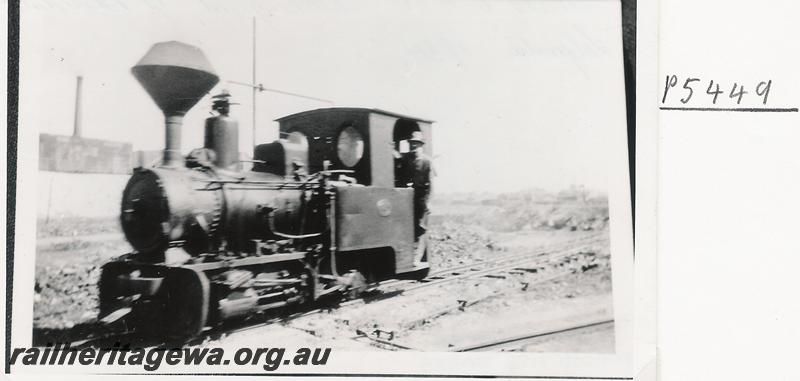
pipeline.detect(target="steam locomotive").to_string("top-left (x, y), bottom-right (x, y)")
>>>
top-left (99, 41), bottom-right (433, 338)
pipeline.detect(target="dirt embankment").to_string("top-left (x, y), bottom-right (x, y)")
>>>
top-left (430, 189), bottom-right (609, 233)
top-left (35, 218), bottom-right (128, 329)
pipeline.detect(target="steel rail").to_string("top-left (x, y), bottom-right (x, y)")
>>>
top-left (450, 319), bottom-right (615, 352)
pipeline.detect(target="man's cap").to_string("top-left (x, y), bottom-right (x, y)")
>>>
top-left (409, 131), bottom-right (425, 144)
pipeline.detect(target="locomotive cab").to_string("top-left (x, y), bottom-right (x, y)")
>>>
top-left (257, 108), bottom-right (434, 279)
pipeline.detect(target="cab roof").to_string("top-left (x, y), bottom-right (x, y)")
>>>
top-left (275, 107), bottom-right (434, 124)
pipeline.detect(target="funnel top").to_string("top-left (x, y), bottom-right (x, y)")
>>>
top-left (134, 41), bottom-right (217, 73)
top-left (132, 41), bottom-right (220, 116)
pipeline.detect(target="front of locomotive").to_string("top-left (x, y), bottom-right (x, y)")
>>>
top-left (100, 42), bottom-right (328, 338)
top-left (119, 42), bottom-right (327, 259)
top-left (119, 40), bottom-right (226, 259)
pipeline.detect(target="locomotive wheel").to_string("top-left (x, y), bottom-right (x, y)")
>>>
top-left (162, 267), bottom-right (210, 339)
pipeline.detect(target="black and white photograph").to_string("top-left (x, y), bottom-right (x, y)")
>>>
top-left (8, 0), bottom-right (635, 377)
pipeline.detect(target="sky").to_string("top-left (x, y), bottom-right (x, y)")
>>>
top-left (19, 0), bottom-right (627, 193)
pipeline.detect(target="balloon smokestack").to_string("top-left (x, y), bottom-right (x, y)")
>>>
top-left (131, 41), bottom-right (219, 167)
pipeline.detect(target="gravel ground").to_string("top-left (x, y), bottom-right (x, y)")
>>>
top-left (34, 229), bottom-right (129, 330)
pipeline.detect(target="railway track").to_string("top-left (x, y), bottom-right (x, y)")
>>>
top-left (354, 318), bottom-right (615, 352)
top-left (350, 244), bottom-right (607, 351)
top-left (378, 231), bottom-right (605, 290)
top-left (450, 319), bottom-right (615, 352)
top-left (54, 232), bottom-right (606, 349)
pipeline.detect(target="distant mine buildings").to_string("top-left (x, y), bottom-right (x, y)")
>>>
top-left (39, 76), bottom-right (183, 175)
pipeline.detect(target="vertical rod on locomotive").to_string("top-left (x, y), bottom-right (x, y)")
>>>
top-left (325, 161), bottom-right (340, 277)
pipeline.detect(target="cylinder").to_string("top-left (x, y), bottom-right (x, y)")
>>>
top-left (164, 115), bottom-right (183, 167)
top-left (218, 289), bottom-right (259, 320)
top-left (204, 114), bottom-right (239, 170)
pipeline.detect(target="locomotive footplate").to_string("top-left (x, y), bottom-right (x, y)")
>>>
top-left (99, 252), bottom-right (310, 338)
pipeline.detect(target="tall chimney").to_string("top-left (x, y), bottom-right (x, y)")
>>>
top-left (131, 41), bottom-right (219, 167)
top-left (73, 76), bottom-right (83, 137)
